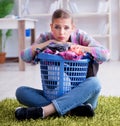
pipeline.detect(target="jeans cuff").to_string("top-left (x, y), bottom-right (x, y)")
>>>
top-left (52, 100), bottom-right (62, 115)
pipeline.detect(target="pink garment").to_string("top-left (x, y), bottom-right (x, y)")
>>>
top-left (43, 48), bottom-right (83, 60)
top-left (70, 45), bottom-right (84, 56)
top-left (59, 50), bottom-right (83, 61)
top-left (43, 48), bottom-right (55, 54)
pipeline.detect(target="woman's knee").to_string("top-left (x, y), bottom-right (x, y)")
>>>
top-left (15, 86), bottom-right (28, 99)
top-left (86, 77), bottom-right (101, 93)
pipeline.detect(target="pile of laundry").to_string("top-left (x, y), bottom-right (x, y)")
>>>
top-left (37, 42), bottom-right (86, 61)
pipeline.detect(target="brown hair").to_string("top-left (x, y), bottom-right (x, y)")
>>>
top-left (52, 9), bottom-right (73, 23)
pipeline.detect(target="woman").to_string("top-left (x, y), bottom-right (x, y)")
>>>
top-left (15, 9), bottom-right (110, 120)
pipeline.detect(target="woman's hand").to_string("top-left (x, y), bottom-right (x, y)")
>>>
top-left (70, 44), bottom-right (91, 55)
top-left (70, 45), bottom-right (84, 55)
top-left (48, 39), bottom-right (61, 44)
top-left (31, 40), bottom-right (52, 51)
top-left (49, 40), bottom-right (73, 45)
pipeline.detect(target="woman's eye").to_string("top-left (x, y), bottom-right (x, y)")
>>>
top-left (64, 26), bottom-right (70, 30)
top-left (54, 25), bottom-right (70, 30)
top-left (54, 25), bottom-right (61, 29)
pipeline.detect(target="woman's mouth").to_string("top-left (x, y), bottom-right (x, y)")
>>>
top-left (58, 37), bottom-right (65, 40)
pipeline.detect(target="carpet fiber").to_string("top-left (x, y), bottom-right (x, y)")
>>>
top-left (0, 96), bottom-right (120, 126)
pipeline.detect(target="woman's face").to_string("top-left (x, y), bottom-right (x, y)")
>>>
top-left (50, 18), bottom-right (75, 42)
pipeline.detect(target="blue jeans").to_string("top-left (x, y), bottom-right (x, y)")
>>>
top-left (16, 77), bottom-right (101, 115)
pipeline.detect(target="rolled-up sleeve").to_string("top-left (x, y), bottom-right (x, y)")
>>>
top-left (83, 35), bottom-right (110, 63)
top-left (72, 30), bottom-right (110, 63)
top-left (21, 47), bottom-right (34, 63)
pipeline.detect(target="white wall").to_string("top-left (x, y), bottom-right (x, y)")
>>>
top-left (4, 0), bottom-right (19, 57)
top-left (5, 0), bottom-right (120, 60)
top-left (110, 0), bottom-right (120, 60)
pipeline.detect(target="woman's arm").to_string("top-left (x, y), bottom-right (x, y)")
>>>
top-left (21, 40), bottom-right (52, 63)
top-left (20, 32), bottom-right (56, 63)
top-left (71, 30), bottom-right (110, 63)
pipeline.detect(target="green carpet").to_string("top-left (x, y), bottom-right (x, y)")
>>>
top-left (0, 96), bottom-right (120, 126)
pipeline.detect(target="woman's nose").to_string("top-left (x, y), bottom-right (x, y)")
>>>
top-left (59, 28), bottom-right (65, 35)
